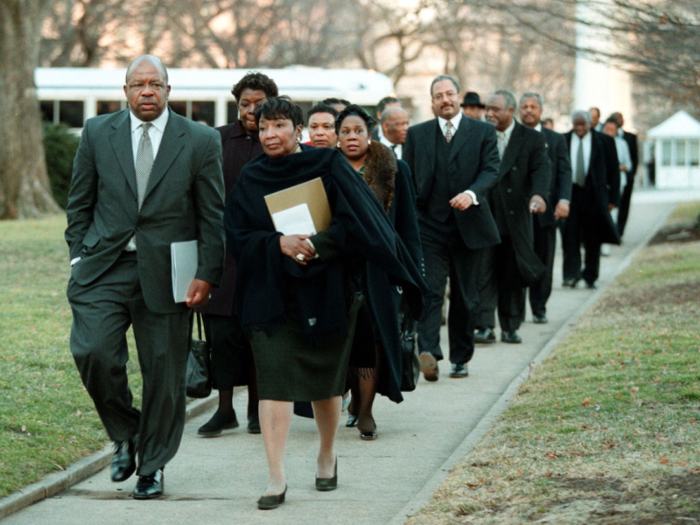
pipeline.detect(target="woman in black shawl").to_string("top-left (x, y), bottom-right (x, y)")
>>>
top-left (225, 97), bottom-right (424, 509)
top-left (336, 105), bottom-right (423, 440)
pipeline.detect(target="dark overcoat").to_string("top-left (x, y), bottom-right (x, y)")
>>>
top-left (490, 121), bottom-right (551, 285)
top-left (564, 130), bottom-right (621, 245)
top-left (536, 127), bottom-right (572, 229)
top-left (361, 141), bottom-right (423, 403)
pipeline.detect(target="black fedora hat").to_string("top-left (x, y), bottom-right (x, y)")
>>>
top-left (461, 92), bottom-right (484, 108)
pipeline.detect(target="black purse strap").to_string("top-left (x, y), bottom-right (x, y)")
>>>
top-left (188, 311), bottom-right (205, 341)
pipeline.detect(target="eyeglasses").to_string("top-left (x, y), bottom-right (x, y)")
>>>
top-left (432, 92), bottom-right (458, 102)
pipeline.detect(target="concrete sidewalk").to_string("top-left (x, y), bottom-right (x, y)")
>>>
top-left (0, 197), bottom-right (680, 525)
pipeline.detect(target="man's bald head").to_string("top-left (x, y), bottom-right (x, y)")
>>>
top-left (381, 106), bottom-right (409, 146)
top-left (126, 55), bottom-right (169, 85)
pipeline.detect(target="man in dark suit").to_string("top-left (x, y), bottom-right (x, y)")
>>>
top-left (65, 55), bottom-right (225, 499)
top-left (197, 72), bottom-right (278, 437)
top-left (561, 110), bottom-right (620, 289)
top-left (519, 93), bottom-right (572, 324)
top-left (473, 90), bottom-right (550, 345)
top-left (403, 74), bottom-right (500, 380)
top-left (610, 111), bottom-right (638, 239)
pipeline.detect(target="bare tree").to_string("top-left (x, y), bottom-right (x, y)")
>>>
top-left (0, 0), bottom-right (60, 219)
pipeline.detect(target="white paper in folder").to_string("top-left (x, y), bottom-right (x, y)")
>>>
top-left (271, 203), bottom-right (317, 236)
top-left (171, 240), bottom-right (198, 303)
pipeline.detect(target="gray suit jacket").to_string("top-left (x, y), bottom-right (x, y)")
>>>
top-left (65, 108), bottom-right (225, 314)
top-left (403, 116), bottom-right (501, 249)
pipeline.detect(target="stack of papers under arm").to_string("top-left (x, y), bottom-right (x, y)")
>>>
top-left (171, 240), bottom-right (198, 303)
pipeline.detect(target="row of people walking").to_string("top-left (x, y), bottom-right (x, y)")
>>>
top-left (63, 53), bottom-right (633, 510)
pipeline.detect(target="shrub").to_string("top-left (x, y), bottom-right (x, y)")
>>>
top-left (43, 123), bottom-right (79, 209)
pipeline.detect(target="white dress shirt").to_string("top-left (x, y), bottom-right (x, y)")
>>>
top-left (613, 135), bottom-right (632, 190)
top-left (379, 135), bottom-right (402, 159)
top-left (497, 119), bottom-right (516, 151)
top-left (436, 112), bottom-right (479, 205)
top-left (569, 131), bottom-right (592, 180)
top-left (130, 107), bottom-right (169, 164)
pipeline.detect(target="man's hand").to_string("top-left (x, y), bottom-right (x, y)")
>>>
top-left (280, 234), bottom-right (316, 266)
top-left (449, 192), bottom-right (474, 211)
top-left (186, 279), bottom-right (213, 308)
top-left (554, 200), bottom-right (570, 220)
top-left (529, 195), bottom-right (547, 214)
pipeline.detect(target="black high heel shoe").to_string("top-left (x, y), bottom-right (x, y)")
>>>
top-left (315, 457), bottom-right (338, 491)
top-left (257, 485), bottom-right (287, 510)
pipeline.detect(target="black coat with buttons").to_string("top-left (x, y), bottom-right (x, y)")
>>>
top-left (488, 121), bottom-right (551, 285)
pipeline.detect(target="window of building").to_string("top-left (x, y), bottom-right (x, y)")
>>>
top-left (191, 101), bottom-right (215, 126)
top-left (661, 140), bottom-right (672, 167)
top-left (97, 100), bottom-right (124, 115)
top-left (59, 101), bottom-right (84, 127)
top-left (675, 139), bottom-right (686, 166)
top-left (689, 140), bottom-right (699, 167)
top-left (40, 100), bottom-right (57, 124)
top-left (170, 101), bottom-right (187, 117)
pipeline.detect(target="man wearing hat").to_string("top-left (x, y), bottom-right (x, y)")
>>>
top-left (461, 92), bottom-right (485, 121)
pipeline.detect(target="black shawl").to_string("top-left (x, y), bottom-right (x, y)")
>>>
top-left (224, 146), bottom-right (425, 339)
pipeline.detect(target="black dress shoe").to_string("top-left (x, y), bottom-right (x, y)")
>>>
top-left (247, 414), bottom-right (261, 434)
top-left (197, 410), bottom-right (239, 437)
top-left (533, 314), bottom-right (548, 324)
top-left (315, 457), bottom-right (338, 491)
top-left (585, 282), bottom-right (597, 290)
top-left (474, 327), bottom-right (496, 344)
top-left (562, 277), bottom-right (580, 288)
top-left (257, 485), bottom-right (287, 510)
top-left (501, 330), bottom-right (522, 344)
top-left (133, 468), bottom-right (164, 499)
top-left (111, 439), bottom-right (136, 482)
top-left (449, 363), bottom-right (469, 378)
top-left (419, 353), bottom-right (439, 382)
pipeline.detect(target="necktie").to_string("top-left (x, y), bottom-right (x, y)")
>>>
top-left (445, 121), bottom-right (453, 143)
top-left (390, 144), bottom-right (397, 157)
top-left (497, 132), bottom-right (507, 160)
top-left (136, 123), bottom-right (154, 211)
top-left (575, 139), bottom-right (585, 186)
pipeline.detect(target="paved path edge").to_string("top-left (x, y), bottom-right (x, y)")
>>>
top-left (0, 394), bottom-right (219, 520)
top-left (387, 207), bottom-right (674, 525)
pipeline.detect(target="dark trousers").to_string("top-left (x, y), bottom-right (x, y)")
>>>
top-left (476, 236), bottom-right (526, 332)
top-left (617, 183), bottom-right (634, 238)
top-left (202, 313), bottom-right (255, 391)
top-left (417, 215), bottom-right (483, 365)
top-left (67, 252), bottom-right (189, 476)
top-left (561, 185), bottom-right (601, 285)
top-left (529, 223), bottom-right (557, 317)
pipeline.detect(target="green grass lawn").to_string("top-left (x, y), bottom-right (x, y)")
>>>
top-left (408, 203), bottom-right (700, 524)
top-left (0, 215), bottom-right (142, 498)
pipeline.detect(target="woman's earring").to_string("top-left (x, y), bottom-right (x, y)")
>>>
top-left (368, 138), bottom-right (372, 145)
top-left (336, 142), bottom-right (341, 148)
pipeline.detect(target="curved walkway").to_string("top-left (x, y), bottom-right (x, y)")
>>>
top-left (1, 191), bottom-right (690, 525)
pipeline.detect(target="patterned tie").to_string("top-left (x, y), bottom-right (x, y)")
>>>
top-left (497, 132), bottom-right (507, 160)
top-left (575, 139), bottom-right (586, 186)
top-left (135, 123), bottom-right (154, 211)
top-left (390, 144), bottom-right (397, 157)
top-left (445, 121), bottom-right (453, 143)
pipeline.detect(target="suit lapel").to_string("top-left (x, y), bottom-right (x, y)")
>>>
top-left (109, 110), bottom-right (138, 200)
top-left (499, 122), bottom-right (524, 175)
top-left (448, 117), bottom-right (471, 163)
top-left (143, 110), bottom-right (186, 203)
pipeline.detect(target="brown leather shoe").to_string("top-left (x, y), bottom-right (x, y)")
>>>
top-left (419, 353), bottom-right (439, 382)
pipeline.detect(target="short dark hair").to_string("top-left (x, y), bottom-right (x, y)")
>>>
top-left (307, 103), bottom-right (339, 120)
top-left (232, 72), bottom-right (279, 101)
top-left (603, 117), bottom-right (619, 128)
top-left (255, 96), bottom-right (304, 128)
top-left (430, 75), bottom-right (460, 96)
top-left (376, 96), bottom-right (399, 116)
top-left (335, 104), bottom-right (376, 135)
top-left (322, 97), bottom-right (351, 108)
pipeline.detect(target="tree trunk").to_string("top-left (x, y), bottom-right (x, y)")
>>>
top-left (0, 0), bottom-right (60, 219)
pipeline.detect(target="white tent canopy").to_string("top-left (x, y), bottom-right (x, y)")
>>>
top-left (647, 111), bottom-right (700, 189)
top-left (647, 111), bottom-right (700, 139)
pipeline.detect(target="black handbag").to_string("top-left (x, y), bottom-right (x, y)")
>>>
top-left (399, 302), bottom-right (420, 392)
top-left (186, 312), bottom-right (212, 398)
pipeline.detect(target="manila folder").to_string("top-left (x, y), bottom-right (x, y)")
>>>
top-left (264, 177), bottom-right (331, 234)
top-left (171, 240), bottom-right (198, 303)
